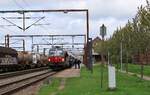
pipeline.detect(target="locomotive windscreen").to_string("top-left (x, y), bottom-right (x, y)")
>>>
top-left (49, 48), bottom-right (64, 56)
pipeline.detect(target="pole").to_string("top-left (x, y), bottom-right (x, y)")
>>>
top-left (23, 39), bottom-right (25, 51)
top-left (86, 10), bottom-right (89, 43)
top-left (6, 34), bottom-right (10, 48)
top-left (141, 62), bottom-right (144, 79)
top-left (100, 24), bottom-right (106, 88)
top-left (23, 12), bottom-right (25, 32)
top-left (126, 52), bottom-right (128, 73)
top-left (31, 37), bottom-right (34, 52)
top-left (37, 45), bottom-right (39, 53)
top-left (5, 35), bottom-right (6, 47)
top-left (108, 51), bottom-right (110, 65)
top-left (85, 10), bottom-right (89, 68)
top-left (141, 50), bottom-right (144, 80)
top-left (120, 42), bottom-right (123, 71)
top-left (43, 48), bottom-right (46, 55)
top-left (52, 36), bottom-right (54, 48)
top-left (101, 36), bottom-right (104, 88)
top-left (72, 36), bottom-right (74, 49)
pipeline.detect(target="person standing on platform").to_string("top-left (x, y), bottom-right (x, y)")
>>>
top-left (77, 59), bottom-right (81, 69)
top-left (75, 59), bottom-right (81, 69)
top-left (74, 59), bottom-right (78, 69)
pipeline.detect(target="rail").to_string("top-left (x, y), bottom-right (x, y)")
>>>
top-left (0, 67), bottom-right (49, 79)
top-left (0, 70), bottom-right (57, 95)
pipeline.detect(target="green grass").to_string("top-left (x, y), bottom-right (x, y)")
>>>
top-left (38, 65), bottom-right (150, 95)
top-left (127, 64), bottom-right (150, 77)
top-left (38, 78), bottom-right (61, 95)
top-left (115, 63), bottom-right (150, 76)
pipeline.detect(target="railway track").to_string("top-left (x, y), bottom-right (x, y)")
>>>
top-left (0, 70), bottom-right (57, 95)
top-left (0, 67), bottom-right (49, 79)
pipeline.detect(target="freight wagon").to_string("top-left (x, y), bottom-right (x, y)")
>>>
top-left (0, 46), bottom-right (48, 73)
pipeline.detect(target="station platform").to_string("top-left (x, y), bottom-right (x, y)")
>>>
top-left (53, 68), bottom-right (80, 78)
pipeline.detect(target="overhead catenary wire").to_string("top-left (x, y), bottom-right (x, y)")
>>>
top-left (12, 0), bottom-right (24, 9)
top-left (22, 0), bottom-right (31, 8)
top-left (0, 1), bottom-right (50, 51)
top-left (12, 0), bottom-right (51, 32)
top-left (4, 0), bottom-right (52, 32)
top-left (0, 0), bottom-right (24, 33)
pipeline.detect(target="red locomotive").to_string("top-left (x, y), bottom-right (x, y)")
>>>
top-left (48, 46), bottom-right (75, 70)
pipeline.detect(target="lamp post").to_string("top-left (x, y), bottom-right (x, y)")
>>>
top-left (100, 24), bottom-right (106, 88)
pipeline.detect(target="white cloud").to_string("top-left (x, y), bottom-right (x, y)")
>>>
top-left (0, 0), bottom-right (147, 38)
top-left (87, 0), bottom-right (146, 19)
top-left (0, 0), bottom-right (148, 51)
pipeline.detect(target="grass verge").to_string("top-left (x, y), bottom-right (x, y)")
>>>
top-left (115, 63), bottom-right (150, 76)
top-left (38, 78), bottom-right (61, 95)
top-left (127, 64), bottom-right (150, 77)
top-left (38, 64), bottom-right (150, 95)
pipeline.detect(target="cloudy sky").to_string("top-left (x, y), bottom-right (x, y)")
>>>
top-left (0, 0), bottom-right (147, 51)
top-left (0, 0), bottom-right (147, 38)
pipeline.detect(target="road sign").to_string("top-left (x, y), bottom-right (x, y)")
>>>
top-left (100, 24), bottom-right (106, 38)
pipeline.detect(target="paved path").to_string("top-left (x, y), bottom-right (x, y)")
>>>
top-left (53, 68), bottom-right (80, 78)
top-left (120, 70), bottom-right (150, 81)
top-left (51, 68), bottom-right (80, 95)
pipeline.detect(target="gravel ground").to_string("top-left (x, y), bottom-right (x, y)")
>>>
top-left (0, 70), bottom-right (49, 86)
top-left (9, 68), bottom-right (80, 95)
top-left (12, 81), bottom-right (43, 95)
top-left (52, 68), bottom-right (80, 78)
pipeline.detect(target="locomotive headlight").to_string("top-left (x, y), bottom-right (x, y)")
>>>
top-left (61, 58), bottom-right (65, 62)
top-left (48, 58), bottom-right (51, 62)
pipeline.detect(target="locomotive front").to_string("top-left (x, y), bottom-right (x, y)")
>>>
top-left (48, 47), bottom-right (69, 70)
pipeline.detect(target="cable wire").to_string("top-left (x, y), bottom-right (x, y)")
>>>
top-left (12, 0), bottom-right (24, 9)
